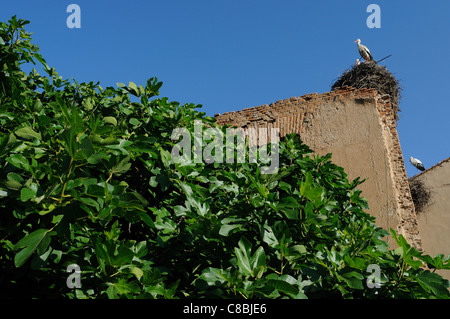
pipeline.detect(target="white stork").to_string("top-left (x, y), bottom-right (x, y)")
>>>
top-left (355, 58), bottom-right (361, 66)
top-left (410, 156), bottom-right (425, 172)
top-left (354, 39), bottom-right (374, 62)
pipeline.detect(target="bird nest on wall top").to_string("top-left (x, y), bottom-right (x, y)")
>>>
top-left (331, 62), bottom-right (402, 121)
top-left (408, 177), bottom-right (432, 215)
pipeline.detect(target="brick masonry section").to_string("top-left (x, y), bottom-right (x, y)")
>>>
top-left (375, 92), bottom-right (422, 251)
top-left (215, 86), bottom-right (423, 251)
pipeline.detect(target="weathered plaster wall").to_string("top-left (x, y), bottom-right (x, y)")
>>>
top-left (215, 86), bottom-right (422, 251)
top-left (412, 158), bottom-right (450, 279)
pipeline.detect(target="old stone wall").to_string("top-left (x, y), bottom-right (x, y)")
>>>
top-left (412, 158), bottom-right (450, 279)
top-left (215, 86), bottom-right (422, 250)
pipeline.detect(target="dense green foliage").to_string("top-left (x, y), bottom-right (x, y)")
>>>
top-left (1, 17), bottom-right (450, 299)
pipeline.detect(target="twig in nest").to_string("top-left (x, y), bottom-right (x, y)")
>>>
top-left (409, 178), bottom-right (432, 214)
top-left (332, 62), bottom-right (402, 120)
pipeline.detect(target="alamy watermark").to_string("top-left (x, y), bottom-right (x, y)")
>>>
top-left (171, 120), bottom-right (280, 174)
top-left (366, 4), bottom-right (381, 29)
top-left (66, 264), bottom-right (82, 289)
top-left (64, 263), bottom-right (382, 291)
top-left (366, 264), bottom-right (382, 289)
top-left (65, 4), bottom-right (380, 30)
top-left (66, 4), bottom-right (81, 29)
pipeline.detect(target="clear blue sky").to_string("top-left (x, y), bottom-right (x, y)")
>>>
top-left (1, 1), bottom-right (449, 178)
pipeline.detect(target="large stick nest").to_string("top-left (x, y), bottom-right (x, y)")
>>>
top-left (331, 62), bottom-right (402, 120)
top-left (408, 177), bottom-right (432, 215)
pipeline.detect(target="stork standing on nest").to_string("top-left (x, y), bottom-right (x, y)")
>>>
top-left (354, 39), bottom-right (374, 63)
